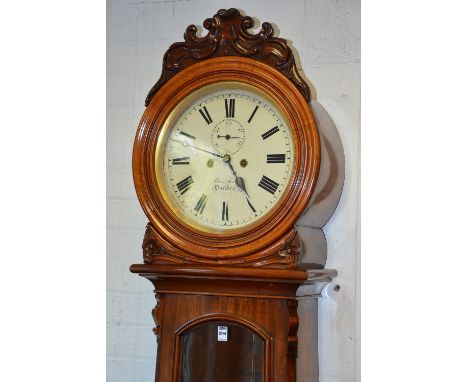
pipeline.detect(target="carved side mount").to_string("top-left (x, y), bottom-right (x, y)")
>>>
top-left (286, 299), bottom-right (300, 381)
top-left (145, 8), bottom-right (310, 106)
top-left (142, 222), bottom-right (302, 269)
top-left (151, 293), bottom-right (164, 342)
top-left (287, 300), bottom-right (299, 357)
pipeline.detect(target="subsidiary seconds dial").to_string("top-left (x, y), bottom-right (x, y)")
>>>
top-left (157, 83), bottom-right (295, 233)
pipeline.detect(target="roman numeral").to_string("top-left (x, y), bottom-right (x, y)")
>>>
top-left (246, 198), bottom-right (256, 213)
top-left (225, 98), bottom-right (235, 118)
top-left (267, 154), bottom-right (286, 163)
top-left (198, 106), bottom-right (213, 124)
top-left (222, 201), bottom-right (229, 221)
top-left (258, 175), bottom-right (279, 195)
top-left (172, 157), bottom-right (190, 165)
top-left (247, 105), bottom-right (259, 123)
top-left (194, 194), bottom-right (208, 214)
top-left (176, 176), bottom-right (194, 195)
top-left (180, 131), bottom-right (196, 140)
top-left (261, 126), bottom-right (279, 140)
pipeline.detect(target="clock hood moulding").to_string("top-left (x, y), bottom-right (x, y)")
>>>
top-left (142, 6), bottom-right (345, 233)
top-left (133, 7), bottom-right (344, 270)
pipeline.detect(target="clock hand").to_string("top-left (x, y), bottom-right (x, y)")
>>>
top-left (217, 135), bottom-right (241, 139)
top-left (172, 139), bottom-right (249, 196)
top-left (224, 156), bottom-right (250, 198)
top-left (170, 139), bottom-right (223, 158)
top-left (235, 176), bottom-right (250, 198)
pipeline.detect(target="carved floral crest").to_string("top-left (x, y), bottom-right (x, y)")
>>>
top-left (145, 8), bottom-right (310, 106)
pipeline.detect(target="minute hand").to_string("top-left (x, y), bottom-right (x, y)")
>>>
top-left (170, 139), bottom-right (223, 158)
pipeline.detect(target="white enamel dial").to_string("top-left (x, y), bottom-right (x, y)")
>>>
top-left (157, 83), bottom-right (295, 233)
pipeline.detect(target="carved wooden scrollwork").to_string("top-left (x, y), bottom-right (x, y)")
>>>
top-left (142, 223), bottom-right (172, 265)
top-left (286, 299), bottom-right (300, 381)
top-left (287, 300), bottom-right (299, 357)
top-left (151, 293), bottom-right (164, 342)
top-left (145, 8), bottom-right (310, 106)
top-left (278, 229), bottom-right (301, 268)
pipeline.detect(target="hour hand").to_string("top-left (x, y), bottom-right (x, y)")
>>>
top-left (235, 176), bottom-right (250, 198)
top-left (226, 160), bottom-right (250, 198)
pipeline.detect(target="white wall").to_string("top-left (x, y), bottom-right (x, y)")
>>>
top-left (107, 1), bottom-right (360, 381)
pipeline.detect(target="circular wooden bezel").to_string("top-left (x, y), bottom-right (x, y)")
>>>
top-left (133, 56), bottom-right (320, 260)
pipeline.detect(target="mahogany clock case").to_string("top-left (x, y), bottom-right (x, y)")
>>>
top-left (129, 8), bottom-right (345, 382)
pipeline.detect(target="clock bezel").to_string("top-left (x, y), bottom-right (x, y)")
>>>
top-left (133, 56), bottom-right (320, 260)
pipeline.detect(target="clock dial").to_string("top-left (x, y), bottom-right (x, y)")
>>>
top-left (157, 83), bottom-right (295, 233)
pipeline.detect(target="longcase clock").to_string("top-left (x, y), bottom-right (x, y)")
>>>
top-left (130, 8), bottom-right (344, 382)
